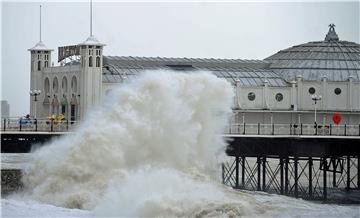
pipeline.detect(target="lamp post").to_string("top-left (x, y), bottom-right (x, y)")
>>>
top-left (311, 94), bottom-right (322, 133)
top-left (30, 90), bottom-right (41, 119)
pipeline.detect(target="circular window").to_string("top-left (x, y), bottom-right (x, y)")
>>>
top-left (308, 87), bottom-right (315, 94)
top-left (334, 88), bottom-right (341, 95)
top-left (275, 93), bottom-right (283, 102)
top-left (248, 92), bottom-right (256, 101)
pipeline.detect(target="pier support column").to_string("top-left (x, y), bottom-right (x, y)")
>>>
top-left (347, 156), bottom-right (351, 190)
top-left (285, 157), bottom-right (289, 195)
top-left (357, 156), bottom-right (360, 189)
top-left (221, 163), bottom-right (225, 184)
top-left (241, 156), bottom-right (245, 188)
top-left (323, 157), bottom-right (327, 201)
top-left (235, 156), bottom-right (240, 188)
top-left (280, 158), bottom-right (284, 195)
top-left (309, 157), bottom-right (313, 199)
top-left (333, 158), bottom-right (337, 188)
top-left (257, 157), bottom-right (261, 191)
top-left (294, 156), bottom-right (299, 198)
top-left (262, 157), bottom-right (266, 191)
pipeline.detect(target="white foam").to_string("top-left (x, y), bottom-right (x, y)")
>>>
top-left (18, 71), bottom-right (233, 211)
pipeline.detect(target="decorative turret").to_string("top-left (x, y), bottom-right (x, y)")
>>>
top-left (78, 0), bottom-right (105, 119)
top-left (325, 23), bottom-right (339, 41)
top-left (28, 5), bottom-right (53, 118)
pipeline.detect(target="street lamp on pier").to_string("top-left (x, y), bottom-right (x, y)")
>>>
top-left (30, 90), bottom-right (41, 119)
top-left (311, 94), bottom-right (322, 126)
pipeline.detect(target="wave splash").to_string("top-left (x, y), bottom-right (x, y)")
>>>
top-left (20, 71), bottom-right (245, 216)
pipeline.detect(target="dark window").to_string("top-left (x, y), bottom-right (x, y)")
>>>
top-left (96, 57), bottom-right (100, 67)
top-left (89, 46), bottom-right (93, 48)
top-left (275, 93), bottom-right (283, 102)
top-left (37, 51), bottom-right (41, 54)
top-left (61, 105), bottom-right (66, 114)
top-left (334, 88), bottom-right (341, 95)
top-left (308, 87), bottom-right (315, 94)
top-left (44, 61), bottom-right (48, 68)
top-left (71, 105), bottom-right (76, 122)
top-left (248, 92), bottom-right (256, 101)
top-left (89, 56), bottom-right (93, 67)
top-left (45, 51), bottom-right (49, 54)
top-left (96, 46), bottom-right (100, 49)
top-left (37, 61), bottom-right (41, 70)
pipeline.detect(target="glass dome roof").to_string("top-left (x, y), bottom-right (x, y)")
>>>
top-left (265, 24), bottom-right (360, 82)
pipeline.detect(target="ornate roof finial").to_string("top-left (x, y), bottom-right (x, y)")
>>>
top-left (40, 5), bottom-right (42, 42)
top-left (79, 0), bottom-right (106, 46)
top-left (28, 5), bottom-right (53, 51)
top-left (325, 23), bottom-right (339, 41)
top-left (90, 0), bottom-right (93, 37)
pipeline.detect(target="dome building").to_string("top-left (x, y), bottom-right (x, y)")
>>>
top-left (266, 24), bottom-right (360, 82)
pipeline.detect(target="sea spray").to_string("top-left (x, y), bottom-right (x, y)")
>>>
top-left (20, 71), bottom-right (234, 211)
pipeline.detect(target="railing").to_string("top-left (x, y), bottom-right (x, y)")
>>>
top-left (1, 118), bottom-right (79, 132)
top-left (2, 118), bottom-right (359, 136)
top-left (226, 123), bottom-right (360, 136)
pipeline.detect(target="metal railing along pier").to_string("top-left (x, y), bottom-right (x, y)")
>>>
top-left (226, 123), bottom-right (360, 136)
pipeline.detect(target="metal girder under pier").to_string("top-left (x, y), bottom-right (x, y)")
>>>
top-left (225, 135), bottom-right (360, 157)
top-left (223, 135), bottom-right (360, 203)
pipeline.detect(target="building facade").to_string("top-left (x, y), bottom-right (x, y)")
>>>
top-left (1, 100), bottom-right (10, 118)
top-left (29, 25), bottom-right (360, 127)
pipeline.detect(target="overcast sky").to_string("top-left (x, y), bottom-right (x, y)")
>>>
top-left (1, 0), bottom-right (359, 116)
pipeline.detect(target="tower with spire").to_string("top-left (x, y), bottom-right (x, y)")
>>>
top-left (78, 0), bottom-right (105, 119)
top-left (28, 5), bottom-right (53, 118)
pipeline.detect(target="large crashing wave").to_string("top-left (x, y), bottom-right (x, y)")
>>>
top-left (20, 71), bottom-right (237, 214)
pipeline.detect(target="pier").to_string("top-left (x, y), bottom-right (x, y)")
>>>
top-left (222, 123), bottom-right (360, 203)
top-left (1, 119), bottom-right (360, 202)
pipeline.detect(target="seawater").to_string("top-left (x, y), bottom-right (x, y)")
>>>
top-left (6, 71), bottom-right (360, 217)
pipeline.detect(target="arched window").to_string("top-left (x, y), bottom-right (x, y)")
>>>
top-left (96, 56), bottom-right (100, 67)
top-left (71, 76), bottom-right (77, 93)
top-left (53, 77), bottom-right (59, 93)
top-left (44, 61), bottom-right (48, 68)
top-left (44, 77), bottom-right (50, 93)
top-left (89, 56), bottom-right (93, 67)
top-left (51, 97), bottom-right (59, 115)
top-left (62, 77), bottom-right (68, 93)
top-left (37, 61), bottom-right (41, 70)
top-left (70, 94), bottom-right (78, 122)
top-left (61, 96), bottom-right (68, 116)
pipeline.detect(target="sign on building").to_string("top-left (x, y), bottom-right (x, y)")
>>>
top-left (58, 45), bottom-right (80, 62)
